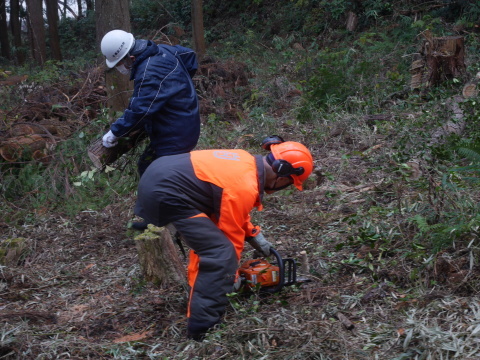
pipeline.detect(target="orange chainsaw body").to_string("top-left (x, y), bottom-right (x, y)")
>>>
top-left (238, 259), bottom-right (280, 288)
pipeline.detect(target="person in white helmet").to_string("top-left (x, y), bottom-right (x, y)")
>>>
top-left (100, 29), bottom-right (201, 230)
top-left (100, 29), bottom-right (200, 176)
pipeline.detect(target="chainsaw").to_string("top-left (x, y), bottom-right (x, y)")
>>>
top-left (238, 248), bottom-right (306, 293)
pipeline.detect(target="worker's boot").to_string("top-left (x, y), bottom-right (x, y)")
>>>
top-left (131, 221), bottom-right (148, 231)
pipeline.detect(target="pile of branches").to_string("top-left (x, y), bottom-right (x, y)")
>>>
top-left (0, 67), bottom-right (107, 163)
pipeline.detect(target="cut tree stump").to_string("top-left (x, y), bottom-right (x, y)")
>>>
top-left (134, 225), bottom-right (187, 291)
top-left (462, 72), bottom-right (480, 98)
top-left (463, 83), bottom-right (478, 98)
top-left (87, 129), bottom-right (147, 169)
top-left (410, 31), bottom-right (466, 90)
top-left (0, 238), bottom-right (28, 266)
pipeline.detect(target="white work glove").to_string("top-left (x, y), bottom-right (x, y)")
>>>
top-left (233, 274), bottom-right (242, 291)
top-left (102, 130), bottom-right (118, 148)
top-left (247, 232), bottom-right (273, 257)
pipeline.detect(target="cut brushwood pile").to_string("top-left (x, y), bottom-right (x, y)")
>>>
top-left (0, 67), bottom-right (107, 163)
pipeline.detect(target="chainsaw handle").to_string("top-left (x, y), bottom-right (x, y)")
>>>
top-left (261, 248), bottom-right (285, 293)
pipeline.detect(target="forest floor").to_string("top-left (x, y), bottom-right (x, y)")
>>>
top-left (1, 58), bottom-right (480, 360)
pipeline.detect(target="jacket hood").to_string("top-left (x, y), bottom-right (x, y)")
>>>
top-left (130, 40), bottom-right (159, 80)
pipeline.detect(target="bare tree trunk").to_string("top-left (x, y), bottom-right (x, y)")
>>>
top-left (45, 0), bottom-right (62, 61)
top-left (10, 0), bottom-right (25, 65)
top-left (85, 0), bottom-right (94, 15)
top-left (76, 0), bottom-right (83, 17)
top-left (25, 0), bottom-right (47, 66)
top-left (95, 0), bottom-right (132, 115)
top-left (62, 0), bottom-right (67, 19)
top-left (191, 0), bottom-right (206, 59)
top-left (57, 0), bottom-right (78, 19)
top-left (0, 0), bottom-right (11, 59)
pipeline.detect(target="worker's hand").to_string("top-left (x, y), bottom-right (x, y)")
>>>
top-left (102, 130), bottom-right (118, 148)
top-left (247, 232), bottom-right (272, 257)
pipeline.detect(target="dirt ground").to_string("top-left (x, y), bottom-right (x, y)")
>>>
top-left (1, 61), bottom-right (479, 359)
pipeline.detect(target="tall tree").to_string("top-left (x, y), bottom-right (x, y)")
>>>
top-left (45, 0), bottom-right (62, 61)
top-left (85, 0), bottom-right (94, 15)
top-left (0, 0), bottom-right (11, 59)
top-left (95, 0), bottom-right (132, 114)
top-left (58, 0), bottom-right (78, 19)
top-left (10, 0), bottom-right (25, 65)
top-left (76, 0), bottom-right (82, 17)
top-left (25, 0), bottom-right (47, 65)
top-left (191, 0), bottom-right (206, 58)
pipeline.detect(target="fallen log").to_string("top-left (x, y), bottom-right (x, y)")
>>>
top-left (0, 74), bottom-right (28, 86)
top-left (0, 134), bottom-right (54, 162)
top-left (87, 129), bottom-right (147, 169)
top-left (9, 123), bottom-right (58, 137)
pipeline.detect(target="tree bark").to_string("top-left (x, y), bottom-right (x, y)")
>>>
top-left (10, 0), bottom-right (25, 65)
top-left (134, 225), bottom-right (187, 291)
top-left (45, 0), bottom-right (63, 61)
top-left (0, 0), bottom-right (11, 59)
top-left (191, 0), bottom-right (206, 59)
top-left (95, 0), bottom-right (133, 115)
top-left (25, 0), bottom-right (47, 66)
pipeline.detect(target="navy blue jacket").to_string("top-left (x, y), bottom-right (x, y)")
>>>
top-left (110, 41), bottom-right (200, 157)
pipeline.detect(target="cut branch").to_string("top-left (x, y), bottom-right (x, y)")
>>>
top-left (87, 130), bottom-right (147, 169)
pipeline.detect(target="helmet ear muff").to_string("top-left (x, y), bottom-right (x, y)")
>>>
top-left (261, 135), bottom-right (285, 151)
top-left (272, 159), bottom-right (305, 177)
top-left (267, 153), bottom-right (305, 177)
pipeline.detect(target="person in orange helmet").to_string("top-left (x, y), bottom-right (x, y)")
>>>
top-left (134, 135), bottom-right (314, 340)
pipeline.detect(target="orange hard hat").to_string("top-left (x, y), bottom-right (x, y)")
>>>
top-left (269, 141), bottom-right (313, 191)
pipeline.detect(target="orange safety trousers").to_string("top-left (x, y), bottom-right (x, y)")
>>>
top-left (172, 214), bottom-right (241, 335)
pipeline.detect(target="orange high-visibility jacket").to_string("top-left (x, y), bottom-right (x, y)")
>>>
top-left (134, 149), bottom-right (265, 254)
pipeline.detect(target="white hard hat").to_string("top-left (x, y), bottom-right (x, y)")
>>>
top-left (101, 29), bottom-right (135, 68)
